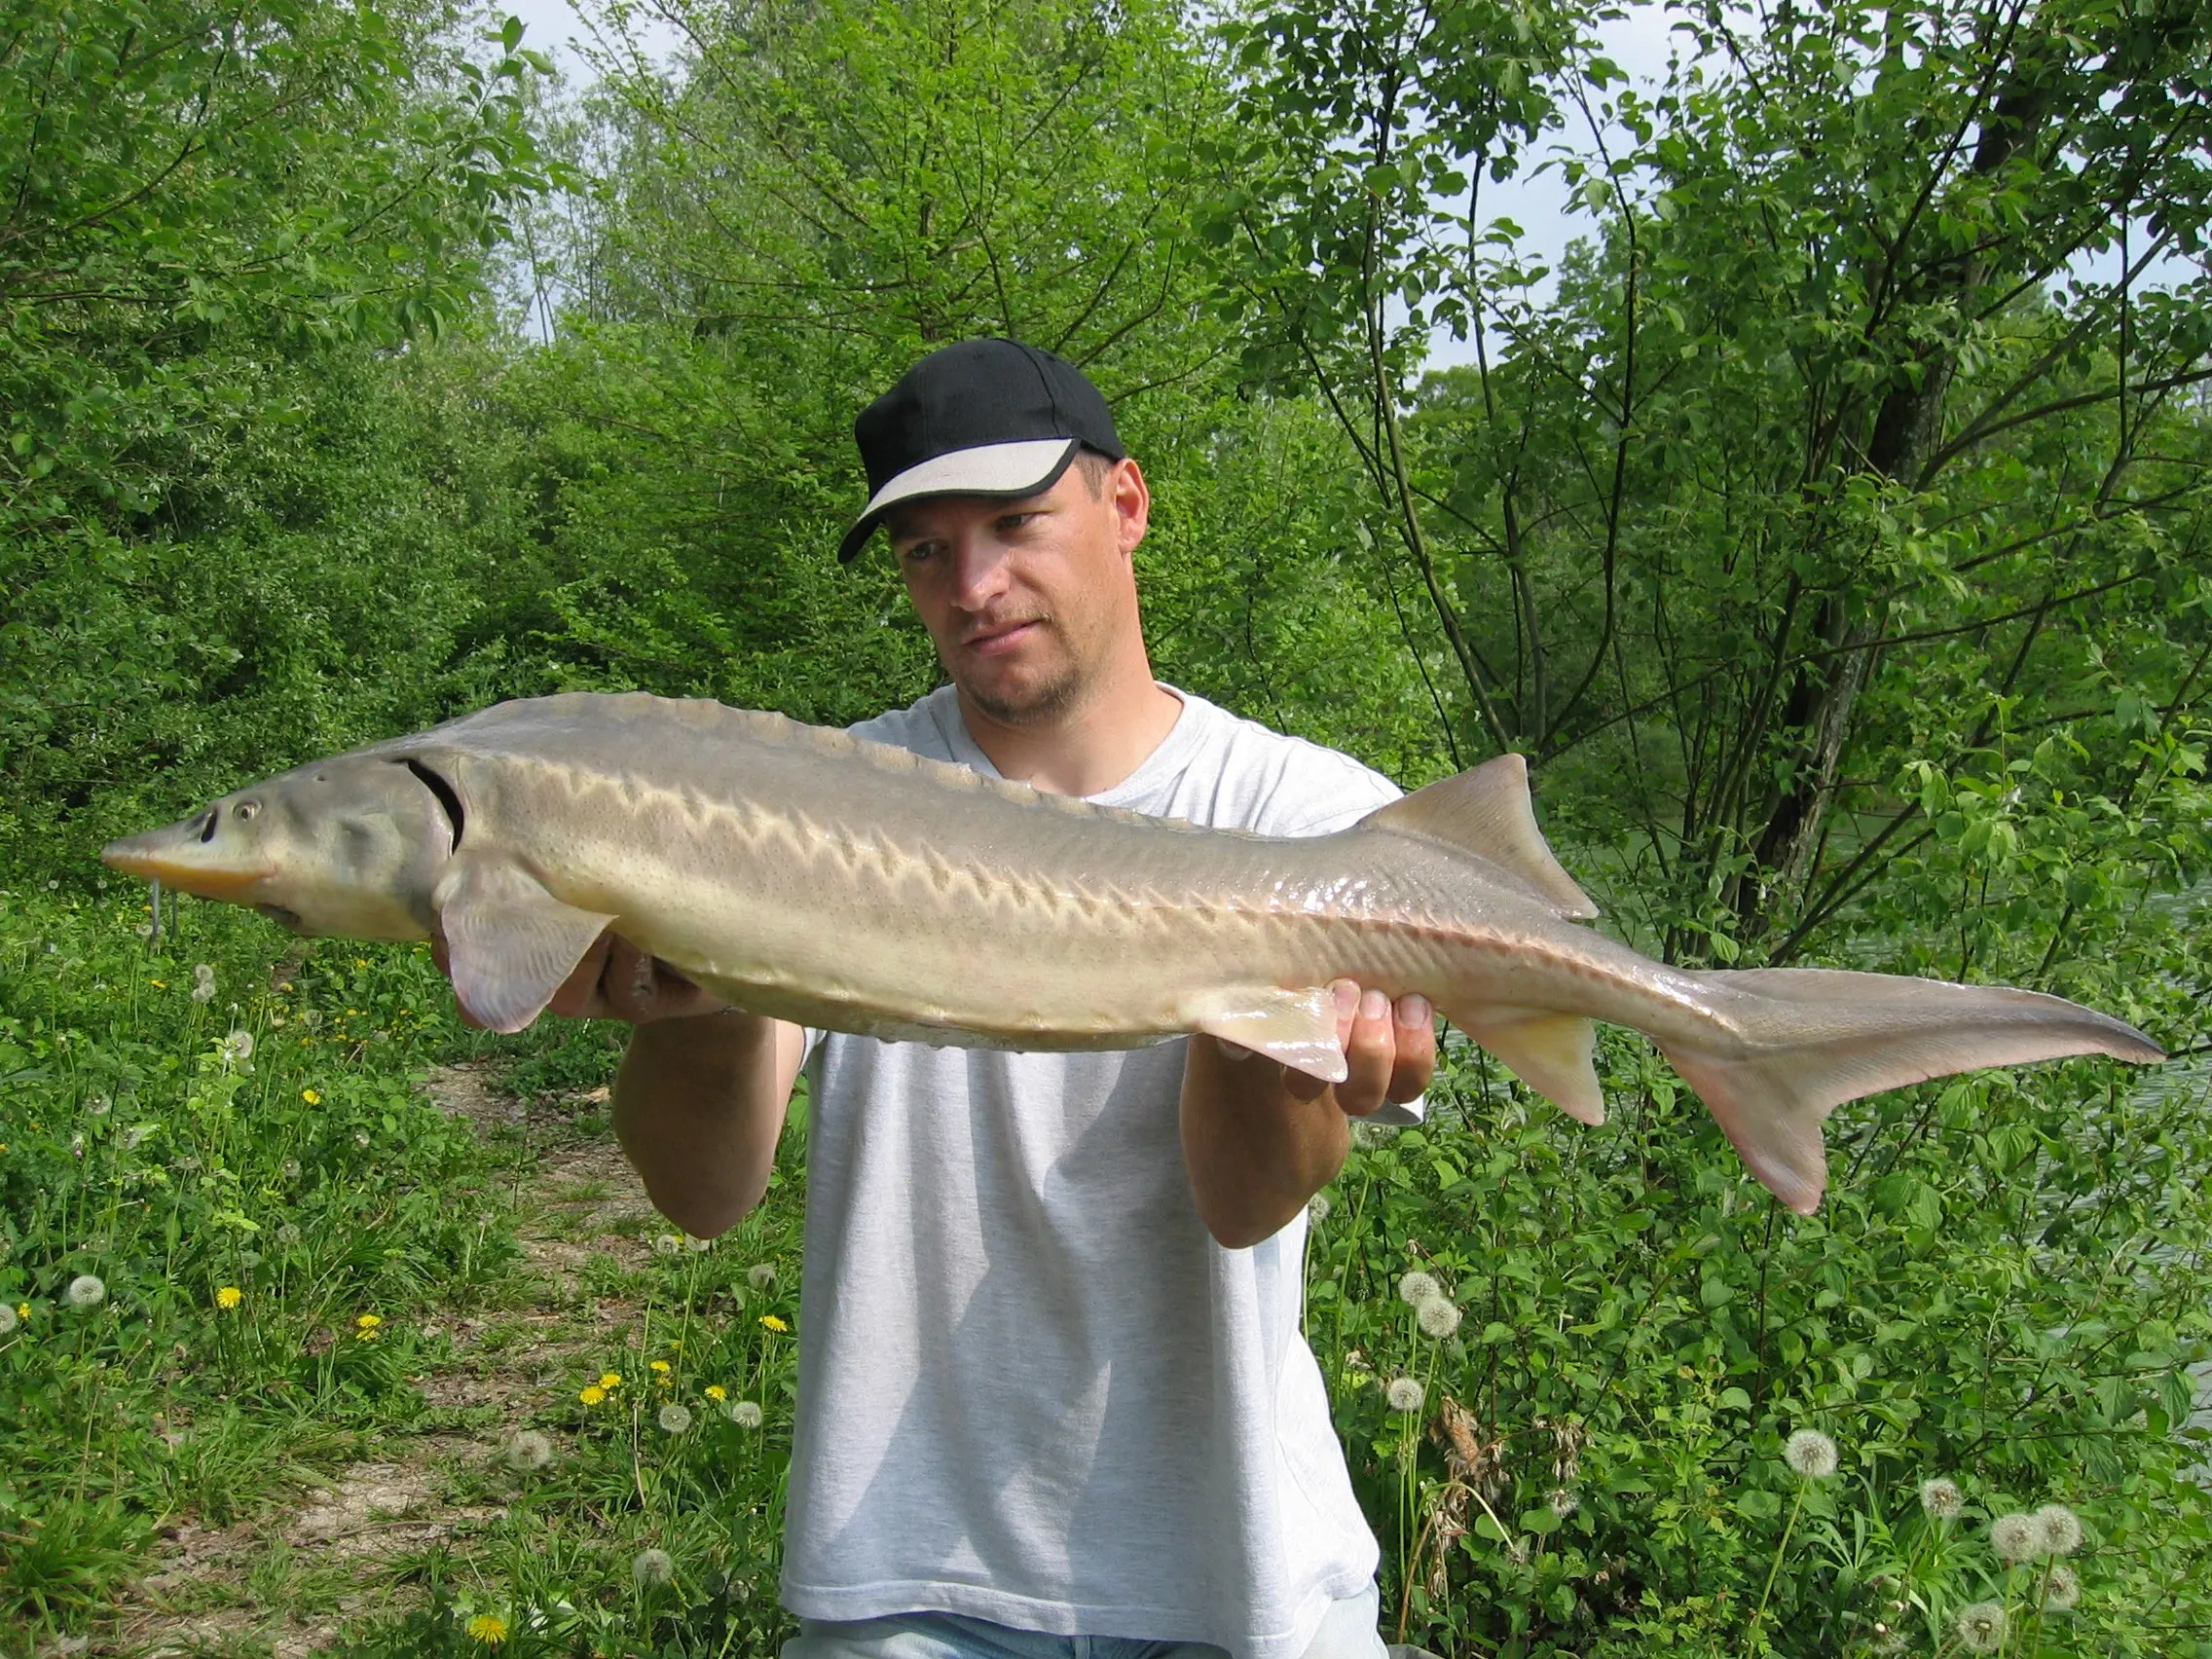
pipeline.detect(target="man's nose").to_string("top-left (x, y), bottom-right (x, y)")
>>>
top-left (949, 535), bottom-right (1014, 608)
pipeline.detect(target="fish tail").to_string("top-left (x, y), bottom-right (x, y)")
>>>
top-left (1652, 969), bottom-right (2162, 1215)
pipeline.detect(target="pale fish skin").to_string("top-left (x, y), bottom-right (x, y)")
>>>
top-left (100, 692), bottom-right (2163, 1214)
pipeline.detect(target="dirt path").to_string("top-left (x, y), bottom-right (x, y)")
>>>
top-left (97, 1063), bottom-right (655, 1659)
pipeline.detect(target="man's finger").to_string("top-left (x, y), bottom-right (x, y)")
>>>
top-left (545, 931), bottom-right (618, 1019)
top-left (1386, 992), bottom-right (1436, 1104)
top-left (1335, 987), bottom-right (1396, 1117)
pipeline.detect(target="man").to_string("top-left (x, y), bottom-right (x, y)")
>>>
top-left (490, 340), bottom-right (1436, 1657)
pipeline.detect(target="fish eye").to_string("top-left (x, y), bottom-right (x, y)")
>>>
top-left (235, 801), bottom-right (258, 822)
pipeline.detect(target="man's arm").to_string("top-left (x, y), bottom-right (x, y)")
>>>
top-left (436, 929), bottom-right (805, 1238)
top-left (1180, 981), bottom-right (1434, 1249)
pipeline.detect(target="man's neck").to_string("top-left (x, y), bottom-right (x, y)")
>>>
top-left (955, 669), bottom-right (1184, 797)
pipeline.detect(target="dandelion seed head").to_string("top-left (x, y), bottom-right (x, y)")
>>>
top-left (685, 1235), bottom-right (710, 1252)
top-left (64, 1273), bottom-right (106, 1309)
top-left (190, 981), bottom-right (215, 1005)
top-left (1548, 1487), bottom-right (1578, 1517)
top-left (1396, 1270), bottom-right (1441, 1308)
top-left (747, 1262), bottom-right (777, 1292)
top-left (1954, 1601), bottom-right (2007, 1653)
top-left (194, 963), bottom-right (215, 986)
top-left (87, 1095), bottom-right (111, 1117)
top-left (1784, 1428), bottom-right (1837, 1480)
top-left (658, 1403), bottom-right (692, 1434)
top-left (220, 1029), bottom-right (253, 1064)
top-left (2042, 1562), bottom-right (2082, 1611)
top-left (1417, 1297), bottom-right (1462, 1340)
top-left (726, 1399), bottom-right (763, 1428)
top-left (1991, 1510), bottom-right (2044, 1564)
top-left (1385, 1376), bottom-right (1425, 1414)
top-left (276, 1222), bottom-right (302, 1246)
top-left (652, 1233), bottom-right (683, 1256)
top-left (632, 1547), bottom-right (675, 1588)
top-left (2035, 1501), bottom-right (2083, 1557)
top-left (1918, 1476), bottom-right (1963, 1520)
top-left (352, 1129), bottom-right (370, 1148)
top-left (503, 1428), bottom-right (555, 1471)
top-left (281, 1159), bottom-right (302, 1181)
top-left (1307, 1192), bottom-right (1330, 1225)
top-left (0, 1303), bottom-right (16, 1335)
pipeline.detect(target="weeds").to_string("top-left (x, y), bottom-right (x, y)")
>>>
top-left (5, 883), bottom-right (2208, 1655)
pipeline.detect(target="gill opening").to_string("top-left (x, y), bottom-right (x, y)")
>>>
top-left (403, 759), bottom-right (466, 852)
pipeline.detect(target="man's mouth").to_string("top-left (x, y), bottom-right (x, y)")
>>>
top-left (962, 617), bottom-right (1046, 656)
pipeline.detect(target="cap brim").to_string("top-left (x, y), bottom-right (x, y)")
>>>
top-left (837, 438), bottom-right (1079, 563)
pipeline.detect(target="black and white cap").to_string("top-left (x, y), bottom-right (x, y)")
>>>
top-left (838, 338), bottom-right (1124, 563)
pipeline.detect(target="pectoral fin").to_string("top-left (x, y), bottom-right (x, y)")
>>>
top-left (1193, 987), bottom-right (1346, 1083)
top-left (1459, 1007), bottom-right (1605, 1124)
top-left (434, 854), bottom-right (617, 1034)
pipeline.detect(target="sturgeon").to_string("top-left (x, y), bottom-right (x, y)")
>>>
top-left (101, 691), bottom-right (2161, 1213)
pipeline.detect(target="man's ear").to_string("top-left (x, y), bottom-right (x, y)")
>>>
top-left (1113, 457), bottom-right (1151, 553)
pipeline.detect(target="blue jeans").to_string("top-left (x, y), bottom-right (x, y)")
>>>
top-left (783, 1582), bottom-right (1388, 1659)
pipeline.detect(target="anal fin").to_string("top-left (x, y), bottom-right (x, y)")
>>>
top-left (434, 853), bottom-right (617, 1034)
top-left (1460, 1007), bottom-right (1605, 1124)
top-left (1192, 987), bottom-right (1346, 1084)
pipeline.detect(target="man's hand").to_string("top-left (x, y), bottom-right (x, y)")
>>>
top-left (1181, 978), bottom-right (1436, 1248)
top-left (1229, 979), bottom-right (1435, 1115)
top-left (428, 927), bottom-right (727, 1028)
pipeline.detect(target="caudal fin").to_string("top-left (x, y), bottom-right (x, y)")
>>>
top-left (1655, 969), bottom-right (2162, 1215)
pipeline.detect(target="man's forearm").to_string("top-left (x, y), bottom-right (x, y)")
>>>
top-left (1180, 1034), bottom-right (1352, 1249)
top-left (612, 1012), bottom-right (804, 1237)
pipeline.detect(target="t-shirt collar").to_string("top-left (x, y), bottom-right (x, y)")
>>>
top-left (928, 682), bottom-right (1212, 807)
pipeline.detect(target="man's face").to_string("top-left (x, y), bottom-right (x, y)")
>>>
top-left (886, 456), bottom-right (1149, 726)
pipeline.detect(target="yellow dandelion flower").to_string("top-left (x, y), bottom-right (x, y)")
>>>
top-left (356, 1312), bottom-right (383, 1329)
top-left (465, 1613), bottom-right (509, 1645)
top-left (215, 1285), bottom-right (242, 1309)
top-left (302, 1088), bottom-right (321, 1105)
top-left (15, 1303), bottom-right (27, 1320)
top-left (759, 1313), bottom-right (788, 1333)
top-left (599, 1371), bottom-right (622, 1388)
top-left (578, 1384), bottom-right (608, 1406)
top-left (650, 1359), bottom-right (671, 1373)
top-left (704, 1384), bottom-right (727, 1401)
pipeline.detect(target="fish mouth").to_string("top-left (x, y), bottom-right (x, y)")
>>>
top-left (100, 829), bottom-right (273, 902)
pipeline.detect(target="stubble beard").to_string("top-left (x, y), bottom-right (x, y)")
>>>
top-left (954, 616), bottom-right (1097, 727)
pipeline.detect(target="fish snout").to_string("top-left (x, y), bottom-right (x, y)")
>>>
top-left (100, 818), bottom-right (273, 902)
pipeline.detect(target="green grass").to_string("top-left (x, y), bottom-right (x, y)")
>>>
top-left (4, 885), bottom-right (2208, 1657)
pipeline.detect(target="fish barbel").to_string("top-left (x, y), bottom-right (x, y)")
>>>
top-left (100, 691), bottom-right (2161, 1213)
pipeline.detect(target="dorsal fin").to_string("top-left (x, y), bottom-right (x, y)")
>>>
top-left (1361, 755), bottom-right (1599, 919)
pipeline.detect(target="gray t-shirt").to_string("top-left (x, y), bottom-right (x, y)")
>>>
top-left (781, 684), bottom-right (1417, 1659)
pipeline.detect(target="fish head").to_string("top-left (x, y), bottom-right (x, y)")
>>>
top-left (101, 754), bottom-right (461, 940)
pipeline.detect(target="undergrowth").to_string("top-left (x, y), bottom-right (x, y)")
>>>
top-left (4, 884), bottom-right (2208, 1656)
